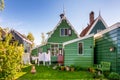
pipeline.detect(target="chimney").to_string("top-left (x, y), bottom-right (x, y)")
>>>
top-left (60, 13), bottom-right (65, 19)
top-left (89, 11), bottom-right (94, 24)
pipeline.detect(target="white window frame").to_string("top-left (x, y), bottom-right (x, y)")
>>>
top-left (50, 44), bottom-right (59, 56)
top-left (60, 28), bottom-right (71, 36)
top-left (78, 42), bottom-right (84, 55)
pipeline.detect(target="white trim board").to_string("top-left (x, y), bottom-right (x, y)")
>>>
top-left (63, 34), bottom-right (94, 46)
top-left (86, 15), bottom-right (108, 36)
top-left (94, 22), bottom-right (120, 38)
top-left (12, 30), bottom-right (32, 44)
top-left (46, 16), bottom-right (79, 42)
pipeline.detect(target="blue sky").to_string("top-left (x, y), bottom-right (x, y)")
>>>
top-left (0, 0), bottom-right (120, 45)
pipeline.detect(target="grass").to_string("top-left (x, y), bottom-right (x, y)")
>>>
top-left (17, 65), bottom-right (94, 80)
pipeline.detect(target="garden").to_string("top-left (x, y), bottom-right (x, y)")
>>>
top-left (17, 65), bottom-right (93, 80)
top-left (16, 64), bottom-right (120, 80)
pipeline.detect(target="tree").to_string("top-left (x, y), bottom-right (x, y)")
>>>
top-left (0, 32), bottom-right (24, 80)
top-left (0, 0), bottom-right (4, 11)
top-left (27, 32), bottom-right (34, 42)
top-left (27, 32), bottom-right (34, 48)
top-left (41, 33), bottom-right (46, 45)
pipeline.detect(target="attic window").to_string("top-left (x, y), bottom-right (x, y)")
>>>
top-left (60, 28), bottom-right (71, 36)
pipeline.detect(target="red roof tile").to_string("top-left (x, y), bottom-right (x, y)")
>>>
top-left (80, 20), bottom-right (96, 37)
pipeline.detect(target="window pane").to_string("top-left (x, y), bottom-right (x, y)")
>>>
top-left (51, 44), bottom-right (59, 56)
top-left (65, 29), bottom-right (68, 35)
top-left (61, 29), bottom-right (64, 36)
top-left (68, 29), bottom-right (72, 36)
top-left (79, 43), bottom-right (83, 54)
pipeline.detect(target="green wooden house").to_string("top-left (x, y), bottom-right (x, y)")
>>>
top-left (94, 22), bottom-right (120, 74)
top-left (63, 34), bottom-right (94, 68)
top-left (33, 13), bottom-right (79, 62)
top-left (32, 11), bottom-right (108, 66)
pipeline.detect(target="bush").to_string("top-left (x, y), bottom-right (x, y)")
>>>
top-left (75, 66), bottom-right (81, 71)
top-left (108, 72), bottom-right (120, 80)
top-left (93, 72), bottom-right (104, 79)
top-left (0, 33), bottom-right (24, 80)
top-left (103, 71), bottom-right (110, 78)
top-left (31, 60), bottom-right (35, 64)
top-left (75, 66), bottom-right (88, 71)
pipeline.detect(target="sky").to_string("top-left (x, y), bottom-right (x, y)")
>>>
top-left (0, 0), bottom-right (120, 45)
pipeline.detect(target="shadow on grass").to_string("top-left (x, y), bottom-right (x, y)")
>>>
top-left (17, 65), bottom-right (94, 80)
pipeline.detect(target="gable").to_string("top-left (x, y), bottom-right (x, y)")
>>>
top-left (89, 20), bottom-right (106, 34)
top-left (47, 19), bottom-right (78, 43)
top-left (80, 12), bottom-right (108, 37)
top-left (11, 30), bottom-right (32, 44)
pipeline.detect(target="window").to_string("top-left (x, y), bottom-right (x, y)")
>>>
top-left (61, 29), bottom-right (64, 36)
top-left (60, 28), bottom-right (72, 36)
top-left (78, 43), bottom-right (83, 54)
top-left (97, 29), bottom-right (102, 33)
top-left (51, 44), bottom-right (59, 55)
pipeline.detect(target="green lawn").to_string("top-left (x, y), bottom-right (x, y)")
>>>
top-left (17, 65), bottom-right (94, 80)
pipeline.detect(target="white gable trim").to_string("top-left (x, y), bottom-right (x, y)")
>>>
top-left (94, 22), bottom-right (120, 38)
top-left (13, 30), bottom-right (32, 44)
top-left (63, 34), bottom-right (94, 46)
top-left (46, 17), bottom-right (79, 42)
top-left (65, 18), bottom-right (79, 38)
top-left (86, 15), bottom-right (108, 36)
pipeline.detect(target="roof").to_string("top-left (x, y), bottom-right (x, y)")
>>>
top-left (11, 29), bottom-right (32, 44)
top-left (80, 14), bottom-right (108, 37)
top-left (80, 20), bottom-right (96, 37)
top-left (46, 14), bottom-right (79, 42)
top-left (94, 22), bottom-right (120, 38)
top-left (63, 34), bottom-right (94, 46)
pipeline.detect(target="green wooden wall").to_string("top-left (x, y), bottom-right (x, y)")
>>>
top-left (48, 19), bottom-right (78, 43)
top-left (39, 45), bottom-right (47, 52)
top-left (95, 27), bottom-right (120, 74)
top-left (31, 45), bottom-right (47, 56)
top-left (31, 48), bottom-right (38, 56)
top-left (90, 20), bottom-right (106, 34)
top-left (64, 36), bottom-right (94, 68)
top-left (117, 28), bottom-right (120, 74)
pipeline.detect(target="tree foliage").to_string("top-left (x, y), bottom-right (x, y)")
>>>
top-left (27, 32), bottom-right (34, 48)
top-left (27, 32), bottom-right (34, 42)
top-left (0, 33), bottom-right (24, 80)
top-left (0, 0), bottom-right (4, 11)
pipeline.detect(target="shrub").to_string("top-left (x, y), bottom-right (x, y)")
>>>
top-left (75, 66), bottom-right (81, 71)
top-left (31, 60), bottom-right (35, 64)
top-left (108, 72), bottom-right (120, 80)
top-left (75, 66), bottom-right (88, 71)
top-left (93, 72), bottom-right (104, 79)
top-left (103, 71), bottom-right (110, 78)
top-left (0, 33), bottom-right (24, 80)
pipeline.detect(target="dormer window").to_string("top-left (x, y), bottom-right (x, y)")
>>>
top-left (60, 28), bottom-right (71, 36)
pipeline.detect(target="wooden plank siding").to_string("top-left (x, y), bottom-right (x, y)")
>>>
top-left (31, 45), bottom-right (47, 56)
top-left (31, 48), bottom-right (38, 56)
top-left (48, 20), bottom-right (78, 43)
top-left (90, 20), bottom-right (106, 34)
top-left (117, 28), bottom-right (120, 74)
top-left (64, 37), bottom-right (94, 68)
top-left (95, 27), bottom-right (120, 74)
